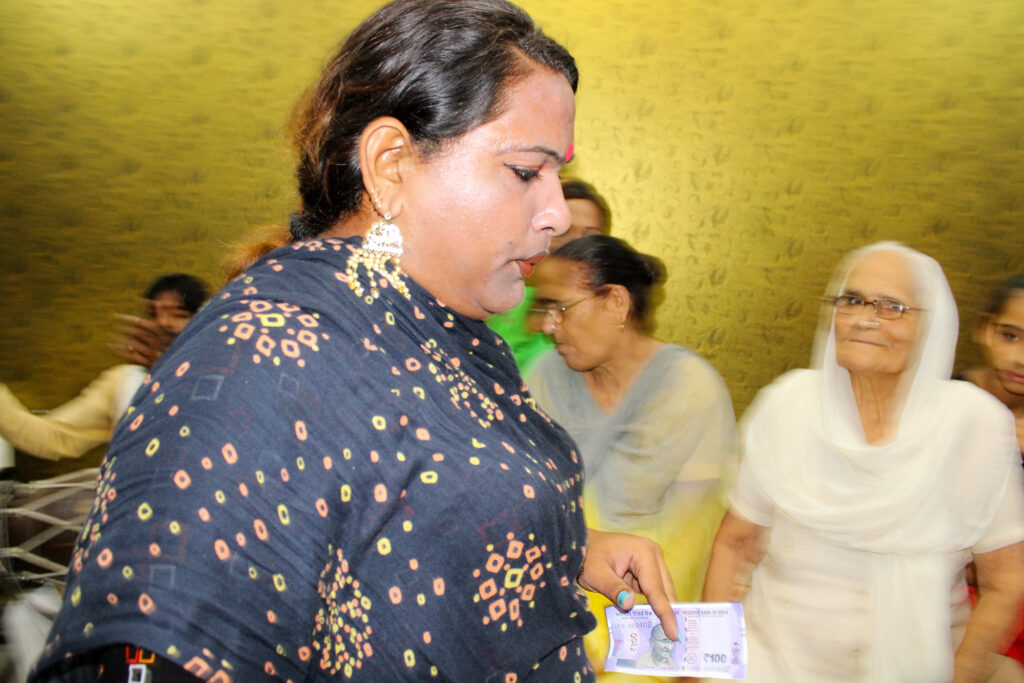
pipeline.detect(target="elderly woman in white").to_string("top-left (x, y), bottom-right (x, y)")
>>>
top-left (703, 242), bottom-right (1024, 682)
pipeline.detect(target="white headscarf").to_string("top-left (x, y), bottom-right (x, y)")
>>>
top-left (813, 241), bottom-right (960, 448)
top-left (744, 242), bottom-right (1018, 682)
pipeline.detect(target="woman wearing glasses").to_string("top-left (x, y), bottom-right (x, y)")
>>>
top-left (703, 242), bottom-right (1024, 682)
top-left (528, 235), bottom-right (737, 677)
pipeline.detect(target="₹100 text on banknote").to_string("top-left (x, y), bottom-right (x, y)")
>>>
top-left (604, 603), bottom-right (747, 679)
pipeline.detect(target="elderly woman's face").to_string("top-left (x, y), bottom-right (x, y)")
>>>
top-left (533, 257), bottom-right (616, 371)
top-left (834, 250), bottom-right (920, 378)
top-left (397, 67), bottom-right (575, 319)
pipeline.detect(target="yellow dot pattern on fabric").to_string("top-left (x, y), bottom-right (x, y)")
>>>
top-left (314, 545), bottom-right (375, 675)
top-left (216, 299), bottom-right (325, 368)
top-left (472, 533), bottom-right (546, 630)
top-left (42, 242), bottom-right (595, 682)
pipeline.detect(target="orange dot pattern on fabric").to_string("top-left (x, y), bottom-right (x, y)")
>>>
top-left (473, 533), bottom-right (546, 630)
top-left (313, 546), bottom-right (375, 675)
top-left (39, 237), bottom-right (594, 682)
top-left (216, 298), bottom-right (326, 369)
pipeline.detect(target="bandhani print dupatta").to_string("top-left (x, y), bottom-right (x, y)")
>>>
top-left (36, 237), bottom-right (597, 682)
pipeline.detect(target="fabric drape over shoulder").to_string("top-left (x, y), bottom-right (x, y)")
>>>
top-left (530, 344), bottom-right (737, 680)
top-left (34, 237), bottom-right (596, 682)
top-left (530, 345), bottom-right (736, 538)
top-left (730, 242), bottom-right (1024, 682)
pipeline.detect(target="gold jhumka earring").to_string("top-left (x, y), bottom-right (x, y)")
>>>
top-left (345, 194), bottom-right (411, 302)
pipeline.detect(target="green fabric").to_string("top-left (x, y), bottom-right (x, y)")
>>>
top-left (486, 285), bottom-right (554, 376)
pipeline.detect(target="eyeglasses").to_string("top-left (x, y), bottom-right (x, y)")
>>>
top-left (529, 294), bottom-right (596, 324)
top-left (821, 294), bottom-right (924, 320)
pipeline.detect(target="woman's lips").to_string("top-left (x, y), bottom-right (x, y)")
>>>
top-left (999, 369), bottom-right (1024, 385)
top-left (516, 253), bottom-right (546, 277)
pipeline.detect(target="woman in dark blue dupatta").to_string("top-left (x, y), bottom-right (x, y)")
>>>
top-left (32, 1), bottom-right (678, 681)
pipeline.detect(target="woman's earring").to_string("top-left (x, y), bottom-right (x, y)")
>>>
top-left (345, 201), bottom-right (411, 301)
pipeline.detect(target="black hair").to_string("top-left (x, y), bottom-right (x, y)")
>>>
top-left (554, 235), bottom-right (666, 330)
top-left (561, 178), bottom-right (611, 232)
top-left (983, 273), bottom-right (1024, 316)
top-left (144, 273), bottom-right (210, 314)
top-left (290, 0), bottom-right (578, 239)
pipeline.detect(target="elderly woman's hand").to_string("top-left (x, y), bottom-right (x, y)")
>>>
top-left (578, 528), bottom-right (679, 641)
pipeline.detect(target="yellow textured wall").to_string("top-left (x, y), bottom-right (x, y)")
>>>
top-left (2, 0), bottom-right (1023, 481)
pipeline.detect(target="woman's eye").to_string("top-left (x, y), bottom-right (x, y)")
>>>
top-left (507, 165), bottom-right (540, 182)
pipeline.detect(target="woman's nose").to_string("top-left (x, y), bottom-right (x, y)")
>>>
top-left (534, 179), bottom-right (571, 237)
top-left (541, 313), bottom-right (557, 334)
top-left (854, 302), bottom-right (880, 321)
top-left (1011, 343), bottom-right (1024, 367)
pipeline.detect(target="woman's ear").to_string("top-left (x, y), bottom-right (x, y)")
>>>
top-left (358, 117), bottom-right (411, 217)
top-left (606, 284), bottom-right (632, 326)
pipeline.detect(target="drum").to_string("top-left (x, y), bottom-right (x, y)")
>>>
top-left (0, 468), bottom-right (99, 595)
